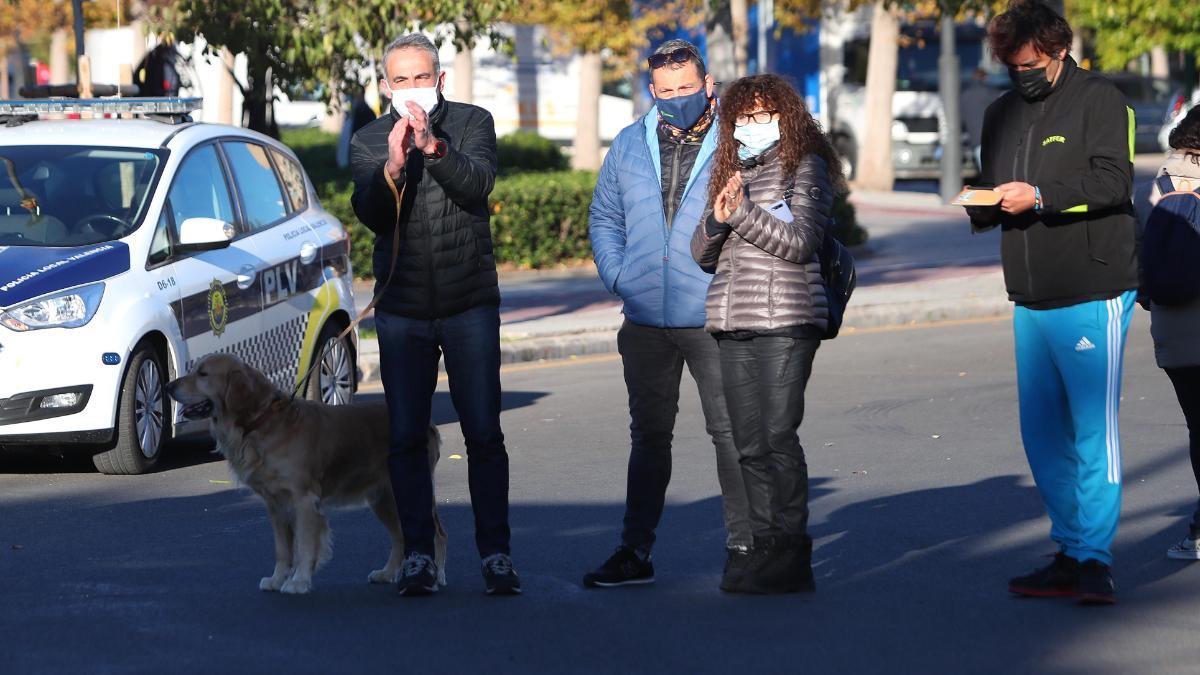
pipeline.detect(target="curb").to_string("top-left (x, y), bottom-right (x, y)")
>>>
top-left (355, 277), bottom-right (1011, 384)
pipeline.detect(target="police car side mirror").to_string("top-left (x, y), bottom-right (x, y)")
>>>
top-left (177, 217), bottom-right (235, 252)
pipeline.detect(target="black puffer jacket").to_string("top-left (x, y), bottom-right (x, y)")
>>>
top-left (350, 97), bottom-right (500, 319)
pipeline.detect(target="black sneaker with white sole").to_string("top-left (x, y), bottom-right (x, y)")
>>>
top-left (397, 553), bottom-right (439, 597)
top-left (582, 546), bottom-right (654, 588)
top-left (1077, 560), bottom-right (1116, 605)
top-left (482, 553), bottom-right (522, 595)
top-left (1008, 552), bottom-right (1080, 598)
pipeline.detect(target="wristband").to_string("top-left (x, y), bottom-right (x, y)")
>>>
top-left (1034, 185), bottom-right (1043, 213)
top-left (423, 139), bottom-right (447, 160)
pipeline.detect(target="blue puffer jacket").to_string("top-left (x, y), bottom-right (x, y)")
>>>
top-left (589, 108), bottom-right (718, 328)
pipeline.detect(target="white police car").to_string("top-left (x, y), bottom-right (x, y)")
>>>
top-left (0, 98), bottom-right (360, 474)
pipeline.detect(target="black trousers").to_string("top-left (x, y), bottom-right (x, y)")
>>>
top-left (1165, 366), bottom-right (1200, 536)
top-left (617, 320), bottom-right (751, 554)
top-left (718, 335), bottom-right (820, 539)
top-left (375, 305), bottom-right (510, 558)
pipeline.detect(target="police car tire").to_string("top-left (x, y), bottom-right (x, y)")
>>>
top-left (93, 344), bottom-right (167, 475)
top-left (304, 322), bottom-right (355, 405)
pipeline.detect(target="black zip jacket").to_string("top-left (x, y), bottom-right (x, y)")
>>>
top-left (972, 57), bottom-right (1138, 309)
top-left (657, 123), bottom-right (702, 229)
top-left (350, 96), bottom-right (500, 319)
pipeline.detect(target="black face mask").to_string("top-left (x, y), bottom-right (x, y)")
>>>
top-left (1009, 64), bottom-right (1054, 101)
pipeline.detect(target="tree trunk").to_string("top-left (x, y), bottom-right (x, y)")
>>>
top-left (705, 0), bottom-right (737, 88)
top-left (1150, 45), bottom-right (1170, 80)
top-left (217, 48), bottom-right (236, 125)
top-left (857, 2), bottom-right (898, 191)
top-left (573, 52), bottom-right (602, 171)
top-left (50, 29), bottom-right (70, 84)
top-left (730, 0), bottom-right (749, 77)
top-left (454, 45), bottom-right (474, 104)
top-left (241, 60), bottom-right (279, 138)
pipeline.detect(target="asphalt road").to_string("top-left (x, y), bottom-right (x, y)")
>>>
top-left (3, 313), bottom-right (1199, 674)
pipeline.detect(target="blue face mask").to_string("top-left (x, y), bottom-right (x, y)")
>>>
top-left (656, 89), bottom-right (709, 130)
top-left (734, 119), bottom-right (781, 159)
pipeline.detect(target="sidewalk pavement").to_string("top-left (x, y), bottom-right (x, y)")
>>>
top-left (354, 189), bottom-right (1016, 384)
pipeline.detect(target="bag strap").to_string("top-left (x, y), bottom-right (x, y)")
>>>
top-left (1156, 172), bottom-right (1177, 197)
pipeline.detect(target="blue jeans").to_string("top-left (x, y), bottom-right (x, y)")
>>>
top-left (374, 304), bottom-right (510, 558)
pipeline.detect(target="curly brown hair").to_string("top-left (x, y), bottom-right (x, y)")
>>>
top-left (1169, 105), bottom-right (1200, 165)
top-left (708, 74), bottom-right (845, 207)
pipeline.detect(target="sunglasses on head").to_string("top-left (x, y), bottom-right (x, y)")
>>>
top-left (648, 47), bottom-right (697, 70)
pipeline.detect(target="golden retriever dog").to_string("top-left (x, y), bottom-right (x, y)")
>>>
top-left (166, 353), bottom-right (447, 595)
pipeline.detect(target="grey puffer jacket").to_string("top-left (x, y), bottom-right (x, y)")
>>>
top-left (1134, 150), bottom-right (1200, 368)
top-left (691, 149), bottom-right (833, 334)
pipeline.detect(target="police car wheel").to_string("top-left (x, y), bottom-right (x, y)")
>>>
top-left (93, 344), bottom-right (167, 475)
top-left (305, 323), bottom-right (355, 406)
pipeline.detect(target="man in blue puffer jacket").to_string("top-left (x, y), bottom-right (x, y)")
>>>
top-left (583, 40), bottom-right (750, 589)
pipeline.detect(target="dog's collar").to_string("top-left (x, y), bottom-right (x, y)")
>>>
top-left (242, 395), bottom-right (287, 435)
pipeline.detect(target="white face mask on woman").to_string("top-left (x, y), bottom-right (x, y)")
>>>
top-left (734, 119), bottom-right (781, 159)
top-left (385, 85), bottom-right (439, 117)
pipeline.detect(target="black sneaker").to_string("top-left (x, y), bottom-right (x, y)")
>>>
top-left (582, 547), bottom-right (654, 588)
top-left (1077, 560), bottom-right (1116, 605)
top-left (397, 553), bottom-right (439, 597)
top-left (720, 546), bottom-right (751, 592)
top-left (1008, 553), bottom-right (1080, 598)
top-left (482, 553), bottom-right (522, 596)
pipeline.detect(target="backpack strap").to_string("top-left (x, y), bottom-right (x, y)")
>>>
top-left (1157, 172), bottom-right (1177, 196)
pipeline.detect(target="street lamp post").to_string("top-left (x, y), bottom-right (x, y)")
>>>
top-left (939, 12), bottom-right (963, 203)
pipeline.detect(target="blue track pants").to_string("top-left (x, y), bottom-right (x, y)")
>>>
top-left (1013, 291), bottom-right (1136, 565)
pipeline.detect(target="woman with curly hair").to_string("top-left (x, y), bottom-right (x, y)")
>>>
top-left (691, 74), bottom-right (844, 594)
top-left (1135, 105), bottom-right (1200, 560)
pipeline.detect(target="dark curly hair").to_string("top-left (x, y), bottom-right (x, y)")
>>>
top-left (708, 74), bottom-right (845, 207)
top-left (987, 0), bottom-right (1072, 65)
top-left (1169, 105), bottom-right (1200, 164)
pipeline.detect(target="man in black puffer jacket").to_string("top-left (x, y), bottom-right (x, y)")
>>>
top-left (350, 33), bottom-right (518, 598)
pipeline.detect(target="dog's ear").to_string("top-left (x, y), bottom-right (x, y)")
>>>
top-left (224, 368), bottom-right (262, 427)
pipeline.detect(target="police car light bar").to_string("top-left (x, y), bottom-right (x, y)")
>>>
top-left (0, 97), bottom-right (203, 117)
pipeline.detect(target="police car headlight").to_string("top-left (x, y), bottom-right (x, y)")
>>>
top-left (0, 283), bottom-right (105, 332)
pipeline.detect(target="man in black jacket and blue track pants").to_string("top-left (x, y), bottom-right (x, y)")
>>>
top-left (969, 0), bottom-right (1138, 605)
top-left (351, 33), bottom-right (519, 598)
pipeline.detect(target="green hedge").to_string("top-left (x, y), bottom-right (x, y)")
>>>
top-left (497, 131), bottom-right (568, 174)
top-left (281, 129), bottom-right (866, 277)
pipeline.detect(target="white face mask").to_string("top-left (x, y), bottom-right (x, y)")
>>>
top-left (734, 119), bottom-right (781, 159)
top-left (385, 84), bottom-right (440, 117)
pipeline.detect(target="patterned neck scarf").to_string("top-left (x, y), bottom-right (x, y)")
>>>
top-left (658, 98), bottom-right (716, 144)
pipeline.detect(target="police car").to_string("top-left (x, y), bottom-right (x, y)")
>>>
top-left (0, 98), bottom-right (360, 474)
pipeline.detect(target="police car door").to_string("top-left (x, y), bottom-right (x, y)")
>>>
top-left (165, 143), bottom-right (265, 376)
top-left (218, 139), bottom-right (322, 393)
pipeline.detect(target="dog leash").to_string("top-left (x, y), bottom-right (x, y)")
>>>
top-left (291, 165), bottom-right (407, 401)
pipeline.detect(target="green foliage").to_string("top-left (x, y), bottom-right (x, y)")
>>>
top-left (1069, 0), bottom-right (1200, 72)
top-left (832, 192), bottom-right (867, 247)
top-left (497, 131), bottom-right (569, 175)
top-left (489, 171), bottom-right (598, 267)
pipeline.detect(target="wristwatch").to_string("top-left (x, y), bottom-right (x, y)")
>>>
top-left (423, 139), bottom-right (447, 160)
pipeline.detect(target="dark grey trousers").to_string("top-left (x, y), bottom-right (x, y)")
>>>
top-left (617, 319), bottom-right (751, 553)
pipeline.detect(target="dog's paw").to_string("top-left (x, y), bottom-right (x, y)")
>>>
top-left (280, 578), bottom-right (313, 595)
top-left (259, 576), bottom-right (286, 592)
top-left (367, 568), bottom-right (398, 584)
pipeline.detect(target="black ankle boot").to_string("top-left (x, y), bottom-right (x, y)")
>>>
top-left (720, 546), bottom-right (751, 592)
top-left (737, 535), bottom-right (815, 594)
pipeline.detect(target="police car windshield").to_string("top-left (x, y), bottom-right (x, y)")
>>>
top-left (0, 145), bottom-right (162, 247)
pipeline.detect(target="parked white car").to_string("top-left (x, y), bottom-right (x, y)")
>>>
top-left (0, 98), bottom-right (359, 474)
